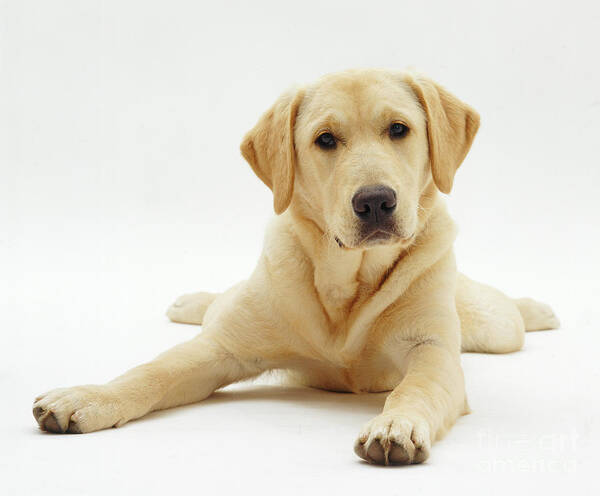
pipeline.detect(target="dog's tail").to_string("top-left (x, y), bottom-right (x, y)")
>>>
top-left (514, 297), bottom-right (560, 331)
top-left (166, 291), bottom-right (219, 325)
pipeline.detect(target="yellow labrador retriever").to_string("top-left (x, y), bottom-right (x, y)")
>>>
top-left (33, 69), bottom-right (559, 465)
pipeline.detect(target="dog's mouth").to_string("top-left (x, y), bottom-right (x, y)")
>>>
top-left (335, 230), bottom-right (414, 249)
top-left (362, 229), bottom-right (396, 244)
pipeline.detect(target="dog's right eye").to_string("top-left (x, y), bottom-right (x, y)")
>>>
top-left (315, 132), bottom-right (337, 150)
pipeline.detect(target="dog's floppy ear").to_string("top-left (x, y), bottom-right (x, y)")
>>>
top-left (240, 89), bottom-right (304, 214)
top-left (405, 74), bottom-right (480, 194)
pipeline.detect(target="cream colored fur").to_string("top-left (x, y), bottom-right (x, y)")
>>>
top-left (33, 69), bottom-right (559, 466)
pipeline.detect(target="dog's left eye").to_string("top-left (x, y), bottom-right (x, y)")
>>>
top-left (389, 122), bottom-right (409, 139)
top-left (315, 132), bottom-right (337, 150)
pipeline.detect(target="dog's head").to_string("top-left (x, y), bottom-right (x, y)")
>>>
top-left (241, 69), bottom-right (479, 249)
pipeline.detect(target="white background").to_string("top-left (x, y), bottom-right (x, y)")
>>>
top-left (2, 0), bottom-right (599, 494)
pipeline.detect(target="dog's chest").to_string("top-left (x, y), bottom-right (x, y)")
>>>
top-left (300, 284), bottom-right (416, 392)
top-left (295, 350), bottom-right (405, 393)
top-left (316, 279), bottom-right (371, 329)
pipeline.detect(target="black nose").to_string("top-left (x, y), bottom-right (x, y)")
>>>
top-left (352, 185), bottom-right (397, 224)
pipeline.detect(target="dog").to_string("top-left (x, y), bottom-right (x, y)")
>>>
top-left (33, 69), bottom-right (559, 465)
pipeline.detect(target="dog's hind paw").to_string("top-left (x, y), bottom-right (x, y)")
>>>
top-left (514, 298), bottom-right (560, 331)
top-left (166, 291), bottom-right (217, 325)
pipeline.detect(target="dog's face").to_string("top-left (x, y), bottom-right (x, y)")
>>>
top-left (241, 69), bottom-right (480, 249)
top-left (293, 72), bottom-right (430, 248)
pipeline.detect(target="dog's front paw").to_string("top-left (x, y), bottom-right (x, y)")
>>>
top-left (33, 385), bottom-right (122, 434)
top-left (354, 412), bottom-right (431, 465)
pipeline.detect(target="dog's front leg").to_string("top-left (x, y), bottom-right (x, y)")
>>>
top-left (354, 340), bottom-right (466, 465)
top-left (33, 334), bottom-right (261, 434)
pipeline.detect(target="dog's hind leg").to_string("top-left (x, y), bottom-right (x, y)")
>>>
top-left (456, 273), bottom-right (559, 354)
top-left (166, 291), bottom-right (219, 325)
